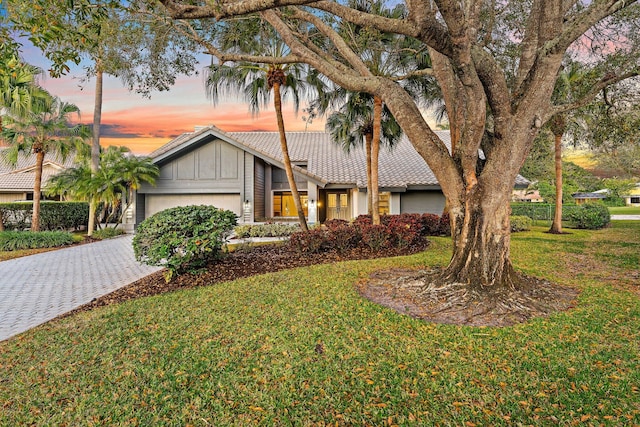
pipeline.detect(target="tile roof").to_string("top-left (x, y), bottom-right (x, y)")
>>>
top-left (0, 149), bottom-right (78, 191)
top-left (150, 127), bottom-right (529, 189)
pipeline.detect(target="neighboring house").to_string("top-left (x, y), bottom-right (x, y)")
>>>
top-left (132, 126), bottom-right (530, 226)
top-left (0, 149), bottom-right (75, 203)
top-left (572, 191), bottom-right (607, 205)
top-left (512, 189), bottom-right (544, 203)
top-left (622, 183), bottom-right (640, 206)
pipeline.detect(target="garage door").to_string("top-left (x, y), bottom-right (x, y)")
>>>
top-left (145, 194), bottom-right (242, 218)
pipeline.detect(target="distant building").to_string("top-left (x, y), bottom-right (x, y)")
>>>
top-left (512, 189), bottom-right (544, 203)
top-left (622, 183), bottom-right (640, 206)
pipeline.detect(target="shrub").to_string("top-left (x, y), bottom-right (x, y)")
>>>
top-left (510, 215), bottom-right (533, 232)
top-left (326, 224), bottom-right (361, 252)
top-left (439, 213), bottom-right (451, 236)
top-left (386, 213), bottom-right (423, 246)
top-left (360, 224), bottom-right (390, 250)
top-left (0, 230), bottom-right (75, 250)
top-left (0, 201), bottom-right (89, 231)
top-left (324, 218), bottom-right (350, 231)
top-left (233, 223), bottom-right (300, 239)
top-left (133, 205), bottom-right (238, 281)
top-left (420, 213), bottom-right (441, 236)
top-left (289, 228), bottom-right (328, 254)
top-left (93, 227), bottom-right (126, 240)
top-left (566, 203), bottom-right (611, 229)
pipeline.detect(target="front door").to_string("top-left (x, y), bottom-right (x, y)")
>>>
top-left (326, 192), bottom-right (349, 220)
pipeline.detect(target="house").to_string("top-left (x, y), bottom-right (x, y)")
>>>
top-left (622, 183), bottom-right (640, 206)
top-left (131, 126), bottom-right (530, 226)
top-left (512, 189), bottom-right (544, 203)
top-left (0, 149), bottom-right (75, 203)
top-left (572, 191), bottom-right (607, 205)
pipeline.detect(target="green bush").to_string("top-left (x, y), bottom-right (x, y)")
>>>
top-left (510, 215), bottom-right (533, 232)
top-left (0, 202), bottom-right (89, 231)
top-left (233, 223), bottom-right (300, 238)
top-left (93, 227), bottom-right (125, 240)
top-left (0, 230), bottom-right (75, 250)
top-left (567, 203), bottom-right (611, 229)
top-left (133, 205), bottom-right (238, 281)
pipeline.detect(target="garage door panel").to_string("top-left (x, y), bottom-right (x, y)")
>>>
top-left (145, 194), bottom-right (241, 218)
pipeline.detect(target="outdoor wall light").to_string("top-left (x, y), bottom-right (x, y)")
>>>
top-left (244, 199), bottom-right (251, 210)
top-left (309, 199), bottom-right (315, 207)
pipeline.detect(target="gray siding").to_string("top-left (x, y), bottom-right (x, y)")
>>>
top-left (254, 159), bottom-right (266, 220)
top-left (400, 190), bottom-right (446, 215)
top-left (140, 138), bottom-right (244, 194)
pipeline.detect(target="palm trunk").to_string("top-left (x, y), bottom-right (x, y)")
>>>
top-left (31, 149), bottom-right (45, 232)
top-left (549, 132), bottom-right (563, 233)
top-left (371, 96), bottom-right (382, 225)
top-left (88, 67), bottom-right (103, 236)
top-left (365, 133), bottom-right (373, 217)
top-left (273, 82), bottom-right (308, 231)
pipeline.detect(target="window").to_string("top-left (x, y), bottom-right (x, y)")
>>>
top-left (379, 192), bottom-right (391, 215)
top-left (273, 191), bottom-right (308, 217)
top-left (631, 197), bottom-right (640, 204)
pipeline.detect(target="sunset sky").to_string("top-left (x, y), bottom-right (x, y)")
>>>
top-left (24, 44), bottom-right (325, 155)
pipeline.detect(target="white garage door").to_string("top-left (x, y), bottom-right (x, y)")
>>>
top-left (145, 194), bottom-right (242, 218)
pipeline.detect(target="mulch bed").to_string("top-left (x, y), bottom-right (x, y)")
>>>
top-left (60, 240), bottom-right (430, 319)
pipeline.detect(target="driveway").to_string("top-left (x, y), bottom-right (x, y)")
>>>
top-left (0, 235), bottom-right (162, 342)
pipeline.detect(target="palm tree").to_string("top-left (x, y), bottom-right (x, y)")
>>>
top-left (547, 62), bottom-right (586, 234)
top-left (46, 146), bottom-right (159, 229)
top-left (323, 92), bottom-right (402, 224)
top-left (1, 94), bottom-right (88, 231)
top-left (0, 55), bottom-right (47, 131)
top-left (313, 0), bottom-right (435, 224)
top-left (206, 21), bottom-right (311, 230)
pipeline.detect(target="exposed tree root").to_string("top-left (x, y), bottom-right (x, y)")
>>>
top-left (357, 268), bottom-right (579, 327)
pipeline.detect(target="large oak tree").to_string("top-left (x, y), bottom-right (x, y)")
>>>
top-left (153, 0), bottom-right (639, 321)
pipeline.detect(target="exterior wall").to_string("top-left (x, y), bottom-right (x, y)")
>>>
top-left (145, 193), bottom-right (242, 218)
top-left (0, 192), bottom-right (27, 203)
top-left (140, 138), bottom-right (245, 195)
top-left (353, 190), bottom-right (368, 217)
top-left (625, 196), bottom-right (640, 206)
top-left (253, 158), bottom-right (266, 220)
top-left (390, 193), bottom-right (401, 215)
top-left (137, 137), bottom-right (249, 224)
top-left (400, 190), bottom-right (446, 215)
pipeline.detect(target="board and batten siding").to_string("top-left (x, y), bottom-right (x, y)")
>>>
top-left (138, 137), bottom-right (248, 220)
top-left (253, 158), bottom-right (266, 220)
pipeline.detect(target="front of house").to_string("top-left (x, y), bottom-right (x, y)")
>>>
top-left (131, 126), bottom-right (529, 227)
top-left (0, 150), bottom-right (74, 203)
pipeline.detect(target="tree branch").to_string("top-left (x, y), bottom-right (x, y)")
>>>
top-left (160, 0), bottom-right (315, 20)
top-left (551, 70), bottom-right (640, 116)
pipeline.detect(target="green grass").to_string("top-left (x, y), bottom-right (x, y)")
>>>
top-left (609, 206), bottom-right (640, 215)
top-left (1, 226), bottom-right (640, 425)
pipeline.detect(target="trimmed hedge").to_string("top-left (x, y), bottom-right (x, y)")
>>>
top-left (0, 202), bottom-right (89, 231)
top-left (0, 230), bottom-right (75, 250)
top-left (92, 227), bottom-right (126, 240)
top-left (233, 223), bottom-right (300, 239)
top-left (510, 203), bottom-right (582, 221)
top-left (133, 205), bottom-right (238, 281)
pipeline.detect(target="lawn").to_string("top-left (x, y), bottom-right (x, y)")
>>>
top-left (1, 223), bottom-right (639, 425)
top-left (609, 206), bottom-right (640, 215)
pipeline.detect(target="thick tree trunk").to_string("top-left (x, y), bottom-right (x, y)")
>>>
top-left (549, 132), bottom-right (564, 234)
top-left (442, 188), bottom-right (517, 289)
top-left (365, 133), bottom-right (373, 217)
top-left (371, 96), bottom-right (382, 226)
top-left (88, 67), bottom-right (103, 236)
top-left (273, 82), bottom-right (308, 231)
top-left (31, 149), bottom-right (45, 232)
